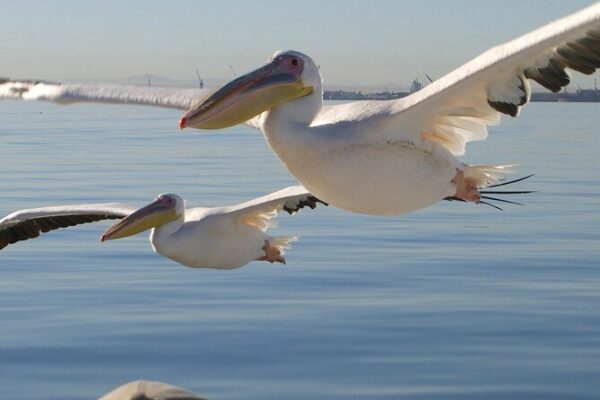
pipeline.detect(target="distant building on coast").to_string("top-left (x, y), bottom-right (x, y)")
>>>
top-left (323, 89), bottom-right (408, 101)
top-left (325, 82), bottom-right (600, 103)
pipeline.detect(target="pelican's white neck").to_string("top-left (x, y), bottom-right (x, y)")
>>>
top-left (150, 212), bottom-right (184, 252)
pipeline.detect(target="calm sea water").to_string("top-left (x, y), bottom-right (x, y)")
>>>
top-left (0, 101), bottom-right (599, 400)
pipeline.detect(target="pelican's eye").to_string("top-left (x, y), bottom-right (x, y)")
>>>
top-left (275, 55), bottom-right (304, 74)
top-left (161, 196), bottom-right (175, 206)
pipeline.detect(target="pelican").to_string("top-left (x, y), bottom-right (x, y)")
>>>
top-left (3, 4), bottom-right (599, 215)
top-left (0, 186), bottom-right (325, 268)
top-left (99, 380), bottom-right (208, 400)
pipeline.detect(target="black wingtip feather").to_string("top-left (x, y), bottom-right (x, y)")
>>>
top-left (283, 196), bottom-right (328, 215)
top-left (488, 100), bottom-right (519, 117)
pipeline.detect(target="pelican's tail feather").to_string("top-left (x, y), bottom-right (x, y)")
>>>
top-left (270, 235), bottom-right (298, 256)
top-left (446, 165), bottom-right (535, 210)
top-left (463, 164), bottom-right (518, 188)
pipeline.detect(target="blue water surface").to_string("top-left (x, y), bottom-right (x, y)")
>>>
top-left (0, 101), bottom-right (599, 399)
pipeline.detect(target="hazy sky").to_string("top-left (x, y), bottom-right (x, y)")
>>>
top-left (2, 0), bottom-right (598, 90)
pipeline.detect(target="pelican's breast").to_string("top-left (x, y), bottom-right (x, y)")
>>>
top-left (269, 132), bottom-right (457, 215)
top-left (152, 211), bottom-right (267, 269)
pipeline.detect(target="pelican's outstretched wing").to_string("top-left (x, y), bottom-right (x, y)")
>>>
top-left (99, 380), bottom-right (209, 400)
top-left (0, 203), bottom-right (136, 250)
top-left (0, 80), bottom-right (264, 129)
top-left (219, 185), bottom-right (327, 231)
top-left (313, 2), bottom-right (600, 156)
top-left (226, 185), bottom-right (327, 216)
top-left (0, 80), bottom-right (209, 110)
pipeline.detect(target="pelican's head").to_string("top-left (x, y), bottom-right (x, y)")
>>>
top-left (179, 50), bottom-right (321, 130)
top-left (101, 193), bottom-right (184, 241)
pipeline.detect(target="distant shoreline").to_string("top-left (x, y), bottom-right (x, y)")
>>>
top-left (324, 89), bottom-right (600, 102)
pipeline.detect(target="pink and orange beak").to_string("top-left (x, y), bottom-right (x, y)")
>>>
top-left (101, 197), bottom-right (178, 242)
top-left (179, 55), bottom-right (313, 130)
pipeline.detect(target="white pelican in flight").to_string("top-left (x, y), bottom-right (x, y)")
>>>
top-left (0, 186), bottom-right (325, 268)
top-left (99, 380), bottom-right (208, 400)
top-left (3, 3), bottom-right (599, 215)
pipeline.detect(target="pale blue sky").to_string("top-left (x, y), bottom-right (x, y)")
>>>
top-left (2, 0), bottom-right (598, 90)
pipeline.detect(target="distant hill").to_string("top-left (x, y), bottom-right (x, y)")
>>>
top-left (49, 73), bottom-right (226, 89)
top-left (116, 73), bottom-right (231, 89)
top-left (117, 74), bottom-right (196, 88)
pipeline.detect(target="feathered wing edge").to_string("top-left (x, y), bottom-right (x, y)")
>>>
top-left (0, 80), bottom-right (265, 130)
top-left (401, 4), bottom-right (600, 156)
top-left (312, 3), bottom-right (600, 157)
top-left (223, 185), bottom-right (327, 232)
top-left (0, 80), bottom-right (209, 109)
top-left (0, 203), bottom-right (135, 250)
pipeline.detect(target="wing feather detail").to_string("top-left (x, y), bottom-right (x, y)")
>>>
top-left (0, 80), bottom-right (263, 130)
top-left (0, 81), bottom-right (209, 110)
top-left (0, 203), bottom-right (135, 250)
top-left (221, 186), bottom-right (326, 231)
top-left (312, 3), bottom-right (600, 156)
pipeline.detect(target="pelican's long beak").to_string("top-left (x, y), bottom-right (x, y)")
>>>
top-left (101, 198), bottom-right (178, 241)
top-left (179, 59), bottom-right (313, 130)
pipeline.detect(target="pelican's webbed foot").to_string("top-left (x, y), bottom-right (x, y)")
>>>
top-left (258, 240), bottom-right (286, 264)
top-left (452, 169), bottom-right (481, 203)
